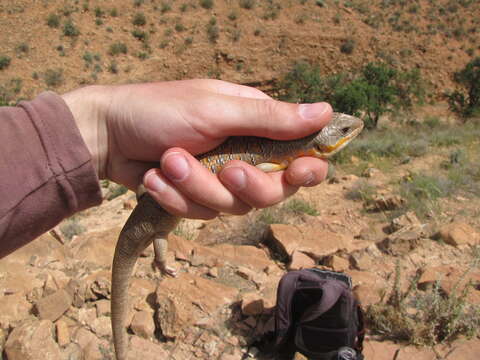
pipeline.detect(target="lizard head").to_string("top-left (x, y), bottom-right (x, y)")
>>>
top-left (311, 113), bottom-right (364, 158)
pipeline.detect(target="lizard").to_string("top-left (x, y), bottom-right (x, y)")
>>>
top-left (111, 112), bottom-right (364, 360)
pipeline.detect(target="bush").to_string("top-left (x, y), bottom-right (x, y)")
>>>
top-left (0, 56), bottom-right (11, 70)
top-left (47, 13), bottom-right (60, 28)
top-left (63, 20), bottom-right (80, 37)
top-left (278, 61), bottom-right (424, 129)
top-left (109, 42), bottom-right (128, 56)
top-left (44, 69), bottom-right (64, 87)
top-left (239, 0), bottom-right (255, 9)
top-left (340, 38), bottom-right (355, 54)
top-left (200, 0), bottom-right (214, 9)
top-left (132, 12), bottom-right (147, 26)
top-left (446, 57), bottom-right (480, 119)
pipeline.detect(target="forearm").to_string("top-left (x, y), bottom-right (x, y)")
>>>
top-left (0, 92), bottom-right (102, 258)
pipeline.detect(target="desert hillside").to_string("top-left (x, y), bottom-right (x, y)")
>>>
top-left (1, 1), bottom-right (480, 359)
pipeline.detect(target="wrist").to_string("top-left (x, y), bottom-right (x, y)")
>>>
top-left (61, 85), bottom-right (110, 179)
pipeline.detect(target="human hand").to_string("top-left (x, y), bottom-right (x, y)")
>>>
top-left (62, 79), bottom-right (332, 219)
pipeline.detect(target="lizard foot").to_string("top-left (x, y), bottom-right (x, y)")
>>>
top-left (153, 260), bottom-right (178, 277)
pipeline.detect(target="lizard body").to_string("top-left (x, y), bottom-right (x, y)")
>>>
top-left (111, 113), bottom-right (364, 359)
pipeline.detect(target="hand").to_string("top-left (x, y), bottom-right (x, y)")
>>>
top-left (62, 79), bottom-right (332, 219)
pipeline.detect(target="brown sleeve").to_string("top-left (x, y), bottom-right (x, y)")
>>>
top-left (0, 91), bottom-right (102, 258)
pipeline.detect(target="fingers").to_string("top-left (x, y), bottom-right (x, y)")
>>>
top-left (143, 148), bottom-right (329, 219)
top-left (144, 148), bottom-right (252, 219)
top-left (218, 157), bottom-right (328, 208)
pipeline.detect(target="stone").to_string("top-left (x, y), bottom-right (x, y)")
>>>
top-left (241, 292), bottom-right (264, 316)
top-left (0, 293), bottom-right (32, 329)
top-left (445, 338), bottom-right (480, 359)
top-left (390, 211), bottom-right (421, 233)
top-left (61, 343), bottom-right (83, 360)
top-left (353, 284), bottom-right (382, 306)
top-left (324, 255), bottom-right (350, 272)
top-left (130, 311), bottom-right (155, 339)
top-left (5, 319), bottom-right (62, 360)
top-left (418, 265), bottom-right (480, 304)
top-left (362, 340), bottom-right (399, 360)
top-left (55, 319), bottom-right (70, 347)
top-left (127, 336), bottom-right (169, 359)
top-left (34, 289), bottom-right (72, 322)
top-left (155, 273), bottom-right (238, 339)
top-left (369, 194), bottom-right (405, 211)
top-left (268, 224), bottom-right (355, 261)
top-left (379, 226), bottom-right (423, 256)
top-left (236, 266), bottom-right (256, 280)
top-left (89, 316), bottom-right (111, 338)
top-left (95, 299), bottom-right (111, 317)
top-left (208, 267), bottom-right (219, 278)
top-left (438, 222), bottom-right (479, 247)
top-left (288, 250), bottom-right (316, 271)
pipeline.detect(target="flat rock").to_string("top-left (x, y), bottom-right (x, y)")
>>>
top-left (34, 289), bottom-right (72, 322)
top-left (324, 255), bottom-right (350, 272)
top-left (0, 293), bottom-right (32, 328)
top-left (438, 222), bottom-right (480, 247)
top-left (155, 273), bottom-right (238, 339)
top-left (130, 311), bottom-right (155, 339)
top-left (241, 292), bottom-right (264, 316)
top-left (69, 227), bottom-right (121, 268)
top-left (379, 226), bottom-right (423, 256)
top-left (288, 250), bottom-right (316, 271)
top-left (5, 319), bottom-right (62, 360)
top-left (55, 319), bottom-right (70, 347)
top-left (418, 265), bottom-right (480, 304)
top-left (268, 223), bottom-right (357, 261)
top-left (127, 336), bottom-right (169, 359)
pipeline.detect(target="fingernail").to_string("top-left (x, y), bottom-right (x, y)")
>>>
top-left (221, 166), bottom-right (247, 191)
top-left (162, 152), bottom-right (190, 182)
top-left (302, 171), bottom-right (315, 186)
top-left (145, 170), bottom-right (167, 193)
top-left (298, 102), bottom-right (329, 120)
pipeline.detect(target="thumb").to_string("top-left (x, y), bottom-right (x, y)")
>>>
top-left (203, 97), bottom-right (333, 140)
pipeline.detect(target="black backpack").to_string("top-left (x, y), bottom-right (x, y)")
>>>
top-left (272, 268), bottom-right (365, 360)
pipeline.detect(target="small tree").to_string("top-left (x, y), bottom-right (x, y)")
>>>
top-left (446, 57), bottom-right (480, 119)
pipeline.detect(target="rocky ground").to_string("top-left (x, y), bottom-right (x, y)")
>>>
top-left (1, 165), bottom-right (479, 359)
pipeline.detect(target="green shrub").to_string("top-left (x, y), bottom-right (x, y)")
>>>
top-left (44, 69), bottom-right (64, 87)
top-left (47, 13), bottom-right (60, 28)
top-left (279, 61), bottom-right (424, 129)
top-left (200, 0), bottom-right (214, 9)
top-left (207, 17), bottom-right (219, 43)
top-left (132, 29), bottom-right (148, 42)
top-left (239, 0), bottom-right (255, 9)
top-left (0, 56), bottom-right (11, 70)
top-left (161, 2), bottom-right (171, 13)
top-left (63, 20), bottom-right (80, 37)
top-left (366, 261), bottom-right (480, 345)
top-left (446, 57), bottom-right (480, 118)
top-left (109, 42), bottom-right (128, 56)
top-left (340, 38), bottom-right (355, 54)
top-left (132, 12), bottom-right (147, 26)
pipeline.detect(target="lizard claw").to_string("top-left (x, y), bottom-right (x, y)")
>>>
top-left (153, 260), bottom-right (178, 277)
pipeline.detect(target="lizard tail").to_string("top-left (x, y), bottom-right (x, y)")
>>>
top-left (111, 233), bottom-right (143, 360)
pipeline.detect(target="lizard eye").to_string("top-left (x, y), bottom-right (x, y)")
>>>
top-left (340, 126), bottom-right (351, 136)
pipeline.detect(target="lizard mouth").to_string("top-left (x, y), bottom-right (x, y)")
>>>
top-left (313, 124), bottom-right (364, 158)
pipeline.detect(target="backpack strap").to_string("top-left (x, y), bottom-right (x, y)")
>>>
top-left (274, 271), bottom-right (303, 345)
